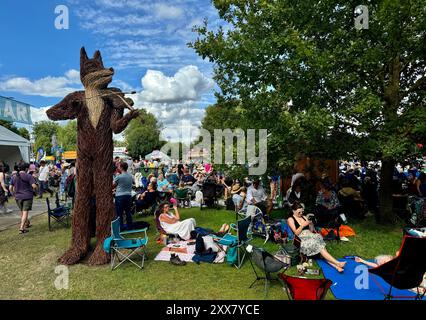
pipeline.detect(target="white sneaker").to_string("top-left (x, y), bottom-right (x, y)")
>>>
top-left (6, 209), bottom-right (13, 213)
top-left (340, 236), bottom-right (350, 242)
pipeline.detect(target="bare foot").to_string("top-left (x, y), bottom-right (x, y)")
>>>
top-left (87, 245), bottom-right (110, 266)
top-left (58, 246), bottom-right (89, 265)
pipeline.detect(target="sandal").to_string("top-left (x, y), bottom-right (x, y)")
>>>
top-left (19, 229), bottom-right (29, 234)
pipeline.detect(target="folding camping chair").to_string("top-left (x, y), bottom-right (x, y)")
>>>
top-left (246, 205), bottom-right (270, 244)
top-left (369, 235), bottom-right (426, 300)
top-left (103, 218), bottom-right (149, 270)
top-left (155, 211), bottom-right (181, 243)
top-left (200, 181), bottom-right (218, 210)
top-left (46, 197), bottom-right (71, 231)
top-left (215, 215), bottom-right (252, 269)
top-left (248, 246), bottom-right (289, 298)
top-left (174, 188), bottom-right (191, 208)
top-left (279, 274), bottom-right (332, 300)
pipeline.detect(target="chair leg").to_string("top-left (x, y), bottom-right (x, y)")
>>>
top-left (111, 252), bottom-right (115, 270)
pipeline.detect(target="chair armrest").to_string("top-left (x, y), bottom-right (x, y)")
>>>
top-left (120, 228), bottom-right (148, 235)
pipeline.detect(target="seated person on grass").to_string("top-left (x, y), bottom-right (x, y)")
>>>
top-left (288, 201), bottom-right (346, 273)
top-left (157, 202), bottom-right (196, 240)
top-left (135, 182), bottom-right (158, 211)
top-left (315, 179), bottom-right (341, 224)
top-left (157, 173), bottom-right (173, 195)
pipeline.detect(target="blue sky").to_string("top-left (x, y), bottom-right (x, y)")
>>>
top-left (0, 0), bottom-right (223, 140)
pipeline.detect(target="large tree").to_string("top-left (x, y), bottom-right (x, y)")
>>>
top-left (57, 120), bottom-right (77, 151)
top-left (124, 109), bottom-right (163, 158)
top-left (191, 0), bottom-right (426, 223)
top-left (33, 121), bottom-right (60, 156)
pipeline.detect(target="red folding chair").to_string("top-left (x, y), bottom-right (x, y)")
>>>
top-left (279, 273), bottom-right (332, 300)
top-left (369, 236), bottom-right (426, 300)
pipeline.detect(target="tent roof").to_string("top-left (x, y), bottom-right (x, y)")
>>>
top-left (0, 125), bottom-right (30, 147)
top-left (145, 150), bottom-right (170, 160)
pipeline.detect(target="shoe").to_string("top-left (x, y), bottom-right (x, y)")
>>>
top-left (340, 236), bottom-right (350, 242)
top-left (170, 253), bottom-right (186, 266)
top-left (19, 229), bottom-right (29, 234)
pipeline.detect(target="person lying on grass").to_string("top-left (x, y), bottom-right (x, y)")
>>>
top-left (355, 253), bottom-right (398, 268)
top-left (288, 201), bottom-right (346, 273)
top-left (355, 253), bottom-right (426, 294)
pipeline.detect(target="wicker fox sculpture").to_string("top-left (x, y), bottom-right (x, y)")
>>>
top-left (46, 47), bottom-right (140, 265)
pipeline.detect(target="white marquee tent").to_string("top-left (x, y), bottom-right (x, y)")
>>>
top-left (0, 125), bottom-right (31, 166)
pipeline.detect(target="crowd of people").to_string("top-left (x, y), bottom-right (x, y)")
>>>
top-left (0, 159), bottom-right (76, 233)
top-left (111, 156), bottom-right (275, 234)
top-left (1, 155), bottom-right (425, 247)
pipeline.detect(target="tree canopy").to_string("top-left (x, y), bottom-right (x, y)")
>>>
top-left (191, 0), bottom-right (426, 223)
top-left (124, 109), bottom-right (164, 158)
top-left (57, 120), bottom-right (77, 151)
top-left (33, 121), bottom-right (60, 156)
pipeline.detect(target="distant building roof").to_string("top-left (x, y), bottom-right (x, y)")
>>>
top-left (0, 125), bottom-right (30, 147)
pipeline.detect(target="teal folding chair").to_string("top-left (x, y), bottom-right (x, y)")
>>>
top-left (215, 215), bottom-right (252, 269)
top-left (103, 218), bottom-right (148, 270)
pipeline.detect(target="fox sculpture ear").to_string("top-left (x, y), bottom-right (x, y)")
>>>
top-left (80, 47), bottom-right (88, 64)
top-left (93, 50), bottom-right (104, 66)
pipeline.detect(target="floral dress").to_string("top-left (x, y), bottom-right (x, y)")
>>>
top-left (291, 216), bottom-right (326, 256)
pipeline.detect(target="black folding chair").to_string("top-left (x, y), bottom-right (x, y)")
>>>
top-left (248, 247), bottom-right (289, 298)
top-left (201, 181), bottom-right (218, 210)
top-left (369, 236), bottom-right (426, 300)
top-left (46, 197), bottom-right (71, 231)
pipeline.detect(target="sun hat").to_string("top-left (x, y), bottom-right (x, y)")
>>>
top-left (231, 183), bottom-right (242, 194)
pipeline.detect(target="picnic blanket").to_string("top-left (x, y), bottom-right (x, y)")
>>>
top-left (316, 258), bottom-right (418, 300)
top-left (154, 241), bottom-right (195, 262)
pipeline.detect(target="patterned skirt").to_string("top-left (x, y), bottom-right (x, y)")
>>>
top-left (299, 230), bottom-right (326, 256)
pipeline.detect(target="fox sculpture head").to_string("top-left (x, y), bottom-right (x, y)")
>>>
top-left (80, 47), bottom-right (114, 89)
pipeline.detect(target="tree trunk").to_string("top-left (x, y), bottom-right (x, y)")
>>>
top-left (378, 158), bottom-right (397, 224)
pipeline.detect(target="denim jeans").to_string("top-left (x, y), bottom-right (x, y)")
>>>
top-left (115, 195), bottom-right (133, 230)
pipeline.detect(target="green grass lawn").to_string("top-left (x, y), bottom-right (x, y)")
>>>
top-left (0, 206), bottom-right (405, 300)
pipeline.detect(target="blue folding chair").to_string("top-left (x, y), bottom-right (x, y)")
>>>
top-left (215, 215), bottom-right (253, 269)
top-left (103, 218), bottom-right (148, 270)
top-left (46, 197), bottom-right (71, 231)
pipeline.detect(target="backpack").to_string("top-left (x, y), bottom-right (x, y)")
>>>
top-left (195, 234), bottom-right (205, 254)
top-left (65, 174), bottom-right (75, 198)
top-left (280, 243), bottom-right (300, 266)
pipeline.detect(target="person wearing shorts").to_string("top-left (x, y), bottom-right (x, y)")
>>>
top-left (10, 163), bottom-right (38, 234)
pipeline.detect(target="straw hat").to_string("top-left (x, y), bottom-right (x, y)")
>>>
top-left (231, 183), bottom-right (242, 194)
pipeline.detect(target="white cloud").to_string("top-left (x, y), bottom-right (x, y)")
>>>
top-left (154, 3), bottom-right (183, 20)
top-left (70, 0), bottom-right (223, 72)
top-left (137, 65), bottom-right (214, 103)
top-left (30, 106), bottom-right (51, 123)
top-left (0, 70), bottom-right (82, 97)
top-left (124, 65), bottom-right (214, 142)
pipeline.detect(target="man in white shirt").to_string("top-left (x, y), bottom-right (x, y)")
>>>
top-left (246, 179), bottom-right (270, 216)
top-left (38, 160), bottom-right (53, 198)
